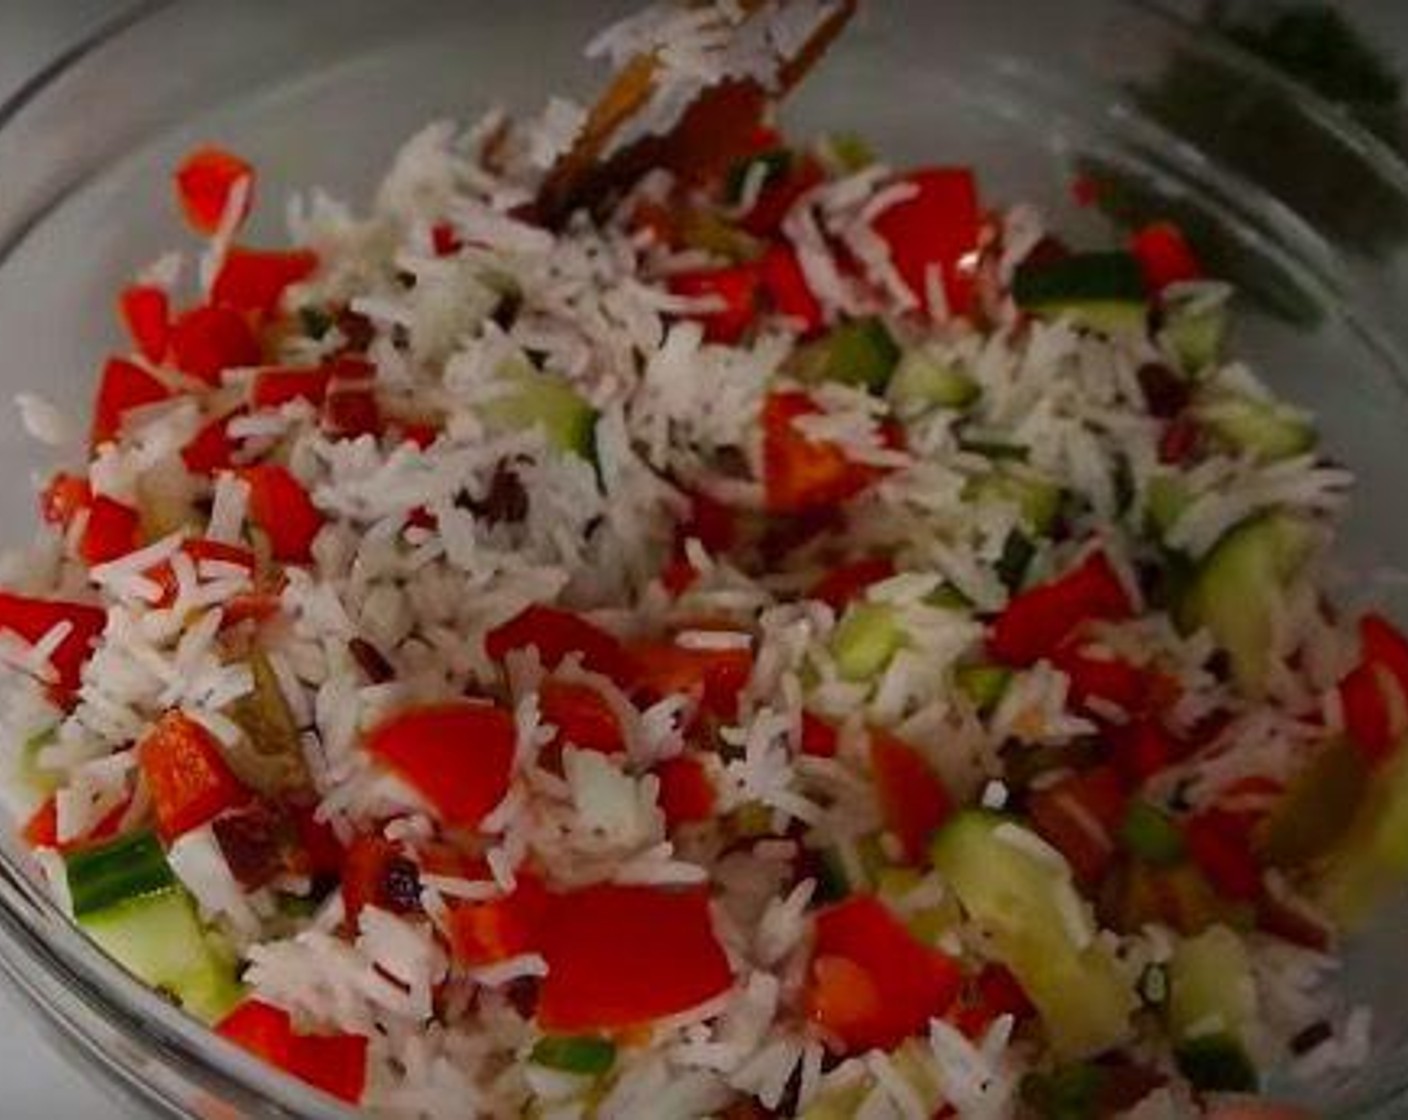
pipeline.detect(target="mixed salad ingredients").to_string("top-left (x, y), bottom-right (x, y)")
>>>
top-left (0, 2), bottom-right (1400, 1117)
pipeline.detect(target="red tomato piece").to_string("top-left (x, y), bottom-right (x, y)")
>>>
top-left (118, 284), bottom-right (171, 363)
top-left (539, 679), bottom-right (623, 758)
top-left (250, 367), bottom-right (332, 410)
top-left (800, 711), bottom-right (840, 758)
top-left (1130, 221), bottom-right (1202, 294)
top-left (448, 874), bottom-right (551, 967)
top-left (92, 357), bottom-right (172, 447)
top-left (174, 146), bottom-right (254, 236)
top-left (988, 550), bottom-right (1134, 667)
top-left (655, 755), bottom-right (716, 827)
top-left (169, 305), bottom-right (262, 385)
top-left (212, 247), bottom-right (318, 315)
top-left (760, 242), bottom-right (824, 334)
top-left (1027, 765), bottom-right (1127, 884)
top-left (810, 557), bottom-right (896, 612)
top-left (808, 894), bottom-right (962, 1052)
top-left (668, 264), bottom-right (762, 345)
top-left (537, 883), bottom-right (733, 1032)
top-left (217, 1000), bottom-right (368, 1105)
top-left (485, 605), bottom-right (633, 684)
top-left (630, 639), bottom-right (753, 721)
top-left (182, 411), bottom-right (242, 474)
top-left (78, 496), bottom-right (141, 567)
top-left (762, 391), bottom-right (885, 515)
top-left (364, 701), bottom-right (515, 830)
top-left (0, 593), bottom-right (106, 692)
top-left (139, 710), bottom-right (251, 841)
top-left (870, 167), bottom-right (982, 317)
top-left (870, 732), bottom-right (953, 864)
top-left (240, 464), bottom-right (323, 563)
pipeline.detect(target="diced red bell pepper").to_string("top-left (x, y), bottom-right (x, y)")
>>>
top-left (250, 366), bottom-right (332, 410)
top-left (668, 264), bottom-right (762, 345)
top-left (322, 357), bottom-right (381, 439)
top-left (870, 732), bottom-right (953, 864)
top-left (0, 593), bottom-right (106, 692)
top-left (870, 167), bottom-right (982, 317)
top-left (1256, 890), bottom-right (1332, 953)
top-left (364, 701), bottom-right (515, 830)
top-left (807, 894), bottom-right (962, 1053)
top-left (148, 539), bottom-right (256, 608)
top-left (760, 242), bottom-right (824, 334)
top-left (1130, 222), bottom-right (1201, 294)
top-left (290, 805), bottom-right (344, 878)
top-left (240, 464), bottom-right (323, 563)
top-left (340, 835), bottom-right (421, 926)
top-left (655, 755), bottom-right (716, 827)
top-left (662, 491), bottom-right (738, 595)
top-left (397, 421), bottom-right (440, 450)
top-left (800, 711), bottom-right (840, 758)
top-left (539, 679), bottom-right (624, 759)
top-left (212, 247), bottom-right (318, 315)
top-left (216, 999), bottom-right (368, 1105)
top-left (740, 155), bottom-right (824, 238)
top-left (139, 710), bottom-right (251, 841)
top-left (1184, 809), bottom-right (1263, 902)
top-left (537, 883), bottom-right (733, 1032)
top-left (182, 411), bottom-right (242, 474)
top-left (78, 496), bottom-right (141, 567)
top-left (174, 146), bottom-right (254, 236)
top-left (1027, 765), bottom-right (1127, 884)
top-left (988, 550), bottom-right (1134, 667)
top-left (1360, 613), bottom-right (1408, 696)
top-left (1051, 642), bottom-right (1151, 715)
top-left (629, 639), bottom-right (753, 721)
top-left (118, 284), bottom-right (171, 363)
top-left (485, 605), bottom-right (633, 684)
top-left (1339, 660), bottom-right (1401, 766)
top-left (21, 793), bottom-right (127, 852)
top-left (431, 222), bottom-right (463, 257)
top-left (810, 557), bottom-right (896, 612)
top-left (448, 873), bottom-right (550, 967)
top-left (763, 391), bottom-right (885, 515)
top-left (169, 305), bottom-right (262, 385)
top-left (1110, 718), bottom-right (1183, 784)
top-left (948, 964), bottom-right (1034, 1040)
top-left (92, 357), bottom-right (172, 447)
top-left (40, 473), bottom-right (92, 529)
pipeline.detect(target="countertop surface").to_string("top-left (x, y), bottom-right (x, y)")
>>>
top-left (1, 1), bottom-right (1408, 1116)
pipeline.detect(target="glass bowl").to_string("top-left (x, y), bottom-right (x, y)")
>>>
top-left (0, 1), bottom-right (1405, 1115)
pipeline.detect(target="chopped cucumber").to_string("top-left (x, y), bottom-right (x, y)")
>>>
top-left (1145, 474), bottom-right (1192, 539)
top-left (1197, 394), bottom-right (1316, 462)
top-left (1316, 739), bottom-right (1408, 926)
top-left (955, 664), bottom-right (1012, 714)
top-left (1121, 801), bottom-right (1186, 867)
top-left (965, 471), bottom-right (1063, 534)
top-left (1013, 252), bottom-right (1149, 336)
top-left (1174, 1033), bottom-right (1259, 1094)
top-left (1167, 925), bottom-right (1258, 1083)
top-left (1179, 511), bottom-right (1318, 694)
top-left (80, 886), bottom-right (241, 1023)
top-left (995, 531), bottom-right (1037, 591)
top-left (530, 1036), bottom-right (617, 1076)
top-left (66, 831), bottom-right (176, 919)
top-left (930, 812), bottom-right (1137, 1058)
top-left (789, 317), bottom-right (902, 394)
top-left (888, 349), bottom-right (979, 417)
top-left (483, 358), bottom-right (599, 462)
top-left (799, 1081), bottom-right (867, 1120)
top-left (228, 650), bottom-right (310, 797)
top-left (831, 602), bottom-right (906, 682)
top-left (1160, 282), bottom-right (1230, 375)
top-left (1254, 742), bottom-right (1367, 868)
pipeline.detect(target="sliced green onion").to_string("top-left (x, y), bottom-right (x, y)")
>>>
top-left (530, 1035), bottom-right (617, 1076)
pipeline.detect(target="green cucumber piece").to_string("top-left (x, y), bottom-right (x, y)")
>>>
top-left (1145, 474), bottom-right (1192, 539)
top-left (1317, 739), bottom-right (1408, 926)
top-left (80, 886), bottom-right (241, 1023)
top-left (955, 664), bottom-right (1012, 714)
top-left (66, 831), bottom-right (176, 918)
top-left (530, 1036), bottom-right (617, 1076)
top-left (1254, 742), bottom-right (1367, 868)
top-left (1013, 253), bottom-right (1149, 335)
top-left (800, 1082), bottom-right (867, 1120)
top-left (1160, 284), bottom-right (1230, 375)
top-left (1179, 511), bottom-right (1318, 694)
top-left (831, 602), bottom-right (906, 682)
top-left (790, 317), bottom-right (901, 394)
top-left (1197, 395), bottom-right (1316, 462)
top-left (930, 812), bottom-right (1137, 1058)
top-left (958, 437), bottom-right (1029, 462)
top-left (483, 359), bottom-right (599, 462)
top-left (888, 349), bottom-right (979, 417)
top-left (1121, 802), bottom-right (1186, 867)
top-left (1167, 926), bottom-right (1257, 1053)
top-left (965, 472), bottom-right (1063, 534)
top-left (1174, 1033), bottom-right (1259, 1094)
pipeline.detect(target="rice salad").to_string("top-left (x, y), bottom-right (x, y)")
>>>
top-left (0, 3), bottom-right (1402, 1117)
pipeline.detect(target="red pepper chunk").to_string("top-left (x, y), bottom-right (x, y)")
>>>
top-left (870, 732), bottom-right (953, 864)
top-left (949, 964), bottom-right (1034, 1040)
top-left (668, 264), bottom-right (762, 345)
top-left (216, 1000), bottom-right (368, 1105)
top-left (629, 639), bottom-right (753, 721)
top-left (655, 755), bottom-right (716, 827)
top-left (1027, 765), bottom-right (1127, 885)
top-left (1130, 222), bottom-right (1202, 294)
top-left (340, 836), bottom-right (421, 926)
top-left (808, 894), bottom-right (962, 1053)
top-left (1184, 809), bottom-right (1263, 902)
top-left (537, 883), bottom-right (732, 1032)
top-left (539, 679), bottom-right (624, 758)
top-left (174, 146), bottom-right (254, 236)
top-left (79, 496), bottom-right (141, 567)
top-left (169, 305), bottom-right (262, 385)
top-left (118, 284), bottom-right (171, 363)
top-left (800, 711), bottom-right (840, 758)
top-left (485, 605), bottom-right (633, 685)
top-left (1050, 642), bottom-right (1151, 715)
top-left (810, 557), bottom-right (896, 611)
top-left (740, 156), bottom-right (824, 238)
top-left (182, 411), bottom-right (242, 475)
top-left (448, 873), bottom-right (550, 967)
top-left (1340, 660), bottom-right (1401, 766)
top-left (0, 593), bottom-right (106, 692)
top-left (760, 242), bottom-right (823, 334)
top-left (21, 793), bottom-right (127, 852)
top-left (870, 167), bottom-right (981, 317)
top-left (240, 464), bottom-right (323, 563)
top-left (40, 473), bottom-right (91, 530)
top-left (212, 247), bottom-right (318, 315)
top-left (92, 357), bottom-right (171, 448)
top-left (250, 367), bottom-right (332, 410)
top-left (763, 391), bottom-right (885, 515)
top-left (989, 550), bottom-right (1134, 667)
top-left (1110, 718), bottom-right (1182, 784)
top-left (364, 701), bottom-right (515, 830)
top-left (148, 539), bottom-right (256, 608)
top-left (139, 710), bottom-right (251, 841)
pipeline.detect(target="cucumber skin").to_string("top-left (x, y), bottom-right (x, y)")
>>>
top-left (792, 317), bottom-right (902, 394)
top-left (1014, 253), bottom-right (1148, 335)
top-left (830, 603), bottom-right (906, 682)
top-left (1197, 396), bottom-right (1315, 462)
top-left (66, 831), bottom-right (176, 918)
top-left (889, 350), bottom-right (979, 415)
